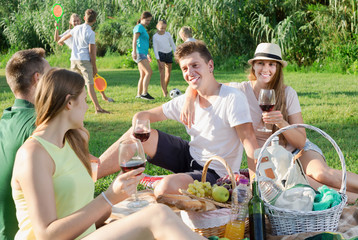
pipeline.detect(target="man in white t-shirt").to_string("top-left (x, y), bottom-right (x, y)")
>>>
top-left (99, 41), bottom-right (258, 196)
top-left (58, 9), bottom-right (110, 114)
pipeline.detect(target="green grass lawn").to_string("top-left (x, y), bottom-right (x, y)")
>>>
top-left (0, 68), bottom-right (357, 195)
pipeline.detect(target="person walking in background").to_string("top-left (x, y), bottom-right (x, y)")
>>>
top-left (132, 11), bottom-right (155, 100)
top-left (54, 13), bottom-right (114, 104)
top-left (179, 26), bottom-right (196, 43)
top-left (58, 9), bottom-right (110, 114)
top-left (0, 48), bottom-right (51, 240)
top-left (153, 20), bottom-right (176, 97)
top-left (11, 68), bottom-right (205, 240)
top-left (181, 42), bottom-right (358, 203)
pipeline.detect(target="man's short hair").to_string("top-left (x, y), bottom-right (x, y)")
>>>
top-left (5, 48), bottom-right (46, 96)
top-left (174, 40), bottom-right (213, 64)
top-left (85, 9), bottom-right (97, 23)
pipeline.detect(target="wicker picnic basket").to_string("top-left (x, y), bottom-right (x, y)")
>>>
top-left (180, 156), bottom-right (239, 238)
top-left (256, 124), bottom-right (348, 236)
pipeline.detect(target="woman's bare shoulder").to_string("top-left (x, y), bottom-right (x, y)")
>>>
top-left (14, 137), bottom-right (55, 179)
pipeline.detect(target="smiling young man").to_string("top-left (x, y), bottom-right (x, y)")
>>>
top-left (99, 41), bottom-right (258, 196)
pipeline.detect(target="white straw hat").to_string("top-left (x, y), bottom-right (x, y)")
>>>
top-left (248, 43), bottom-right (287, 67)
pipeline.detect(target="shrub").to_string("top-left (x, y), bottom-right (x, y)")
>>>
top-left (96, 18), bottom-right (122, 56)
top-left (47, 48), bottom-right (72, 68)
top-left (0, 48), bottom-right (19, 68)
top-left (349, 60), bottom-right (358, 75)
top-left (1, 0), bottom-right (358, 74)
top-left (214, 54), bottom-right (250, 72)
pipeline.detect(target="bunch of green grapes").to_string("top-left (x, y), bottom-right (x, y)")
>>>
top-left (187, 180), bottom-right (212, 197)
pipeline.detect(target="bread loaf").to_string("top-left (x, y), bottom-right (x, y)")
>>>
top-left (176, 199), bottom-right (203, 211)
top-left (156, 194), bottom-right (192, 206)
top-left (202, 201), bottom-right (216, 211)
top-left (156, 193), bottom-right (217, 212)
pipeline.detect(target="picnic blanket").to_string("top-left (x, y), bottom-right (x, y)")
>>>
top-left (267, 205), bottom-right (358, 240)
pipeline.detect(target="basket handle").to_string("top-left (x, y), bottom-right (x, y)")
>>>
top-left (255, 124), bottom-right (346, 194)
top-left (201, 156), bottom-right (239, 208)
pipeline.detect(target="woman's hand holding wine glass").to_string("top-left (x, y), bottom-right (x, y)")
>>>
top-left (118, 138), bottom-right (148, 208)
top-left (104, 168), bottom-right (144, 205)
top-left (257, 89), bottom-right (276, 132)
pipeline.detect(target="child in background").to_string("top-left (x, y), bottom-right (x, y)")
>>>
top-left (132, 11), bottom-right (154, 100)
top-left (55, 13), bottom-right (114, 104)
top-left (58, 9), bottom-right (111, 113)
top-left (179, 26), bottom-right (196, 42)
top-left (54, 13), bottom-right (81, 49)
top-left (153, 20), bottom-right (176, 97)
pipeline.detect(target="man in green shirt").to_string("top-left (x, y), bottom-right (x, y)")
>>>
top-left (0, 48), bottom-right (50, 240)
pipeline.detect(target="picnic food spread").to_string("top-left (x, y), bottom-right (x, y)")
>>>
top-left (155, 156), bottom-right (250, 238)
top-left (154, 125), bottom-right (347, 239)
top-left (156, 173), bottom-right (250, 212)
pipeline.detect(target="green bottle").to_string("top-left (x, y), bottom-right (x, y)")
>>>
top-left (249, 181), bottom-right (267, 240)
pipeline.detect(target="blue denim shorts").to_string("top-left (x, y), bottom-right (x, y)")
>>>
top-left (292, 139), bottom-right (325, 161)
top-left (135, 53), bottom-right (147, 63)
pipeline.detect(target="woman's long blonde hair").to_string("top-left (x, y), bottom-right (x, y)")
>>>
top-left (34, 68), bottom-right (91, 175)
top-left (248, 62), bottom-right (288, 145)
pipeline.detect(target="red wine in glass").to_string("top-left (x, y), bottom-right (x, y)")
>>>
top-left (118, 138), bottom-right (148, 208)
top-left (120, 159), bottom-right (146, 173)
top-left (133, 131), bottom-right (150, 142)
top-left (259, 104), bottom-right (274, 112)
top-left (257, 89), bottom-right (276, 132)
top-left (133, 119), bottom-right (151, 142)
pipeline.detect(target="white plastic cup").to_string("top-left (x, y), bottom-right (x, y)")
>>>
top-left (91, 160), bottom-right (99, 182)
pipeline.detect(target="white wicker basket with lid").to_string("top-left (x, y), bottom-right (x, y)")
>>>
top-left (255, 123), bottom-right (347, 235)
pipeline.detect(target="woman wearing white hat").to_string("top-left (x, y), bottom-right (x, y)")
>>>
top-left (181, 42), bottom-right (358, 203)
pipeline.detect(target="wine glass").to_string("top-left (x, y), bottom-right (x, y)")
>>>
top-left (257, 89), bottom-right (276, 132)
top-left (133, 119), bottom-right (151, 142)
top-left (118, 138), bottom-right (148, 208)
